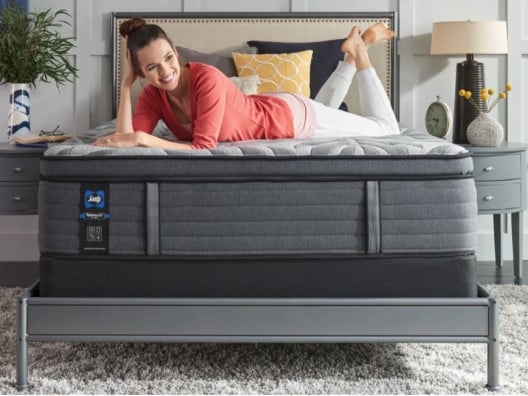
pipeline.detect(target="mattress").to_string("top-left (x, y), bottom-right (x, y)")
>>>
top-left (39, 123), bottom-right (478, 298)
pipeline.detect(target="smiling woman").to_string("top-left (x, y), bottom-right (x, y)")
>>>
top-left (94, 16), bottom-right (399, 150)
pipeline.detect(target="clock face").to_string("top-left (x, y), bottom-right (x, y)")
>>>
top-left (425, 102), bottom-right (450, 138)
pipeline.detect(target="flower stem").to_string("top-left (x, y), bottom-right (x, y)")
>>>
top-left (488, 97), bottom-right (502, 112)
top-left (467, 97), bottom-right (482, 112)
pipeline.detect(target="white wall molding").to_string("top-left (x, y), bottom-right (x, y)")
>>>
top-left (183, 0), bottom-right (201, 12)
top-left (397, 0), bottom-right (415, 128)
top-left (89, 40), bottom-right (111, 56)
top-left (74, 0), bottom-right (92, 135)
top-left (506, 0), bottom-right (523, 142)
top-left (0, 216), bottom-right (39, 261)
top-left (290, 0), bottom-right (308, 12)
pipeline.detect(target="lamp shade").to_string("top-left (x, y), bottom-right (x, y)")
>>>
top-left (430, 21), bottom-right (508, 55)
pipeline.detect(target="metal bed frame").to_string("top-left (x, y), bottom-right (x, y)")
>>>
top-left (15, 11), bottom-right (499, 391)
top-left (16, 283), bottom-right (499, 391)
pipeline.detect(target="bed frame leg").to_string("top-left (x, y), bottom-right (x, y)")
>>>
top-left (16, 296), bottom-right (29, 392)
top-left (486, 297), bottom-right (500, 392)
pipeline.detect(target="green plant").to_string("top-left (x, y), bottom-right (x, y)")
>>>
top-left (0, 4), bottom-right (78, 88)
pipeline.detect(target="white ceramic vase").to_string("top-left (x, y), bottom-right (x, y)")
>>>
top-left (466, 112), bottom-right (504, 147)
top-left (7, 83), bottom-right (31, 141)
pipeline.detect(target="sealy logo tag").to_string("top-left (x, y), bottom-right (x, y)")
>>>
top-left (85, 190), bottom-right (105, 209)
top-left (80, 183), bottom-right (110, 255)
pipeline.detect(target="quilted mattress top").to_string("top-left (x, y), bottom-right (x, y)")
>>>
top-left (41, 121), bottom-right (473, 180)
top-left (47, 121), bottom-right (468, 157)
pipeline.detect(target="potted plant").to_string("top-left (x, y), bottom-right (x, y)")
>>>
top-left (0, 4), bottom-right (78, 140)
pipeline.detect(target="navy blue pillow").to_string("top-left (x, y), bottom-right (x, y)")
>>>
top-left (247, 38), bottom-right (344, 99)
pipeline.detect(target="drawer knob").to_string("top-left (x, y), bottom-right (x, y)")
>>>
top-left (483, 195), bottom-right (494, 202)
top-left (12, 196), bottom-right (23, 203)
top-left (13, 167), bottom-right (24, 173)
top-left (483, 166), bottom-right (494, 172)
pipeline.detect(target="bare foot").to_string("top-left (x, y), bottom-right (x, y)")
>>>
top-left (341, 26), bottom-right (365, 59)
top-left (361, 22), bottom-right (395, 47)
top-left (342, 26), bottom-right (372, 70)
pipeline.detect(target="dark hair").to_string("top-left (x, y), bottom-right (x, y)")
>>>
top-left (119, 17), bottom-right (173, 76)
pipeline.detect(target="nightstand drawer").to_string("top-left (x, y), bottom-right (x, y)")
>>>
top-left (0, 184), bottom-right (39, 213)
top-left (0, 156), bottom-right (40, 181)
top-left (472, 154), bottom-right (521, 181)
top-left (476, 181), bottom-right (521, 212)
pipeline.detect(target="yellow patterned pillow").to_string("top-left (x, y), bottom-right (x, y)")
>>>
top-left (232, 50), bottom-right (312, 97)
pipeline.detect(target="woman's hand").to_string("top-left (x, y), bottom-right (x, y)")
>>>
top-left (93, 131), bottom-right (147, 148)
top-left (121, 37), bottom-right (138, 88)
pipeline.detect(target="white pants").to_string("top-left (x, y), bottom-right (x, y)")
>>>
top-left (311, 61), bottom-right (399, 137)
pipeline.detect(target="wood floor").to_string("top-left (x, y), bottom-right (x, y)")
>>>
top-left (0, 260), bottom-right (525, 287)
top-left (476, 260), bottom-right (525, 285)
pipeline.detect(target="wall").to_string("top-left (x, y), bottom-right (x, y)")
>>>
top-left (0, 0), bottom-right (526, 261)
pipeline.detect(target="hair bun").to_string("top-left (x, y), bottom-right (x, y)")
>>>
top-left (119, 17), bottom-right (147, 38)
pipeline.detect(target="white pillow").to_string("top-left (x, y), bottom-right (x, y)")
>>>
top-left (229, 75), bottom-right (260, 95)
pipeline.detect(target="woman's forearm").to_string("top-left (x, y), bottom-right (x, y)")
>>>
top-left (93, 131), bottom-right (193, 150)
top-left (139, 133), bottom-right (193, 150)
top-left (116, 84), bottom-right (135, 134)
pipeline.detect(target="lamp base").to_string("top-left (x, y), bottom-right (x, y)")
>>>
top-left (454, 56), bottom-right (485, 144)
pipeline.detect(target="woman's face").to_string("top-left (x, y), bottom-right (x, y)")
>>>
top-left (136, 38), bottom-right (181, 90)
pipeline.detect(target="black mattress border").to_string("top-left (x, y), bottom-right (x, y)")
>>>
top-left (39, 252), bottom-right (478, 298)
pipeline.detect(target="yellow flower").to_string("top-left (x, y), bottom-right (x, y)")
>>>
top-left (461, 84), bottom-right (510, 113)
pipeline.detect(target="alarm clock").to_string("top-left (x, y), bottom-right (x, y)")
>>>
top-left (425, 96), bottom-right (452, 138)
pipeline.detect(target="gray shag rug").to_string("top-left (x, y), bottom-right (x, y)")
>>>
top-left (1, 285), bottom-right (527, 395)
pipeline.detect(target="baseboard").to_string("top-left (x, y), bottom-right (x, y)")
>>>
top-left (0, 261), bottom-right (38, 287)
top-left (0, 232), bottom-right (39, 261)
top-left (0, 214), bottom-right (39, 261)
top-left (476, 231), bottom-right (528, 261)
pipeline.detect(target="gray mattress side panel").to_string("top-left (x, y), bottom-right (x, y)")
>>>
top-left (380, 179), bottom-right (478, 252)
top-left (39, 178), bottom-right (477, 256)
top-left (39, 181), bottom-right (146, 255)
top-left (38, 181), bottom-right (81, 254)
top-left (108, 184), bottom-right (146, 254)
top-left (159, 181), bottom-right (366, 255)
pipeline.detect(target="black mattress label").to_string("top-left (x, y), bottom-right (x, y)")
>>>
top-left (79, 183), bottom-right (110, 254)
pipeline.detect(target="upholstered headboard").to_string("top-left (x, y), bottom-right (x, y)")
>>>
top-left (111, 12), bottom-right (398, 118)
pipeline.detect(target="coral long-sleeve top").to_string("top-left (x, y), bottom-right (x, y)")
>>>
top-left (132, 62), bottom-right (295, 149)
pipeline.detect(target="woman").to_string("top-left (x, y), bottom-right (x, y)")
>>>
top-left (94, 18), bottom-right (398, 150)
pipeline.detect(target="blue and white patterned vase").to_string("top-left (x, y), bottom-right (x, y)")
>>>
top-left (7, 83), bottom-right (31, 141)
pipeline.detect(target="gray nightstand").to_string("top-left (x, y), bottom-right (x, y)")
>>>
top-left (469, 142), bottom-right (528, 281)
top-left (0, 143), bottom-right (45, 215)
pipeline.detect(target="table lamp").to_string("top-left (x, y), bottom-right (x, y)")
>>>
top-left (430, 20), bottom-right (508, 143)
